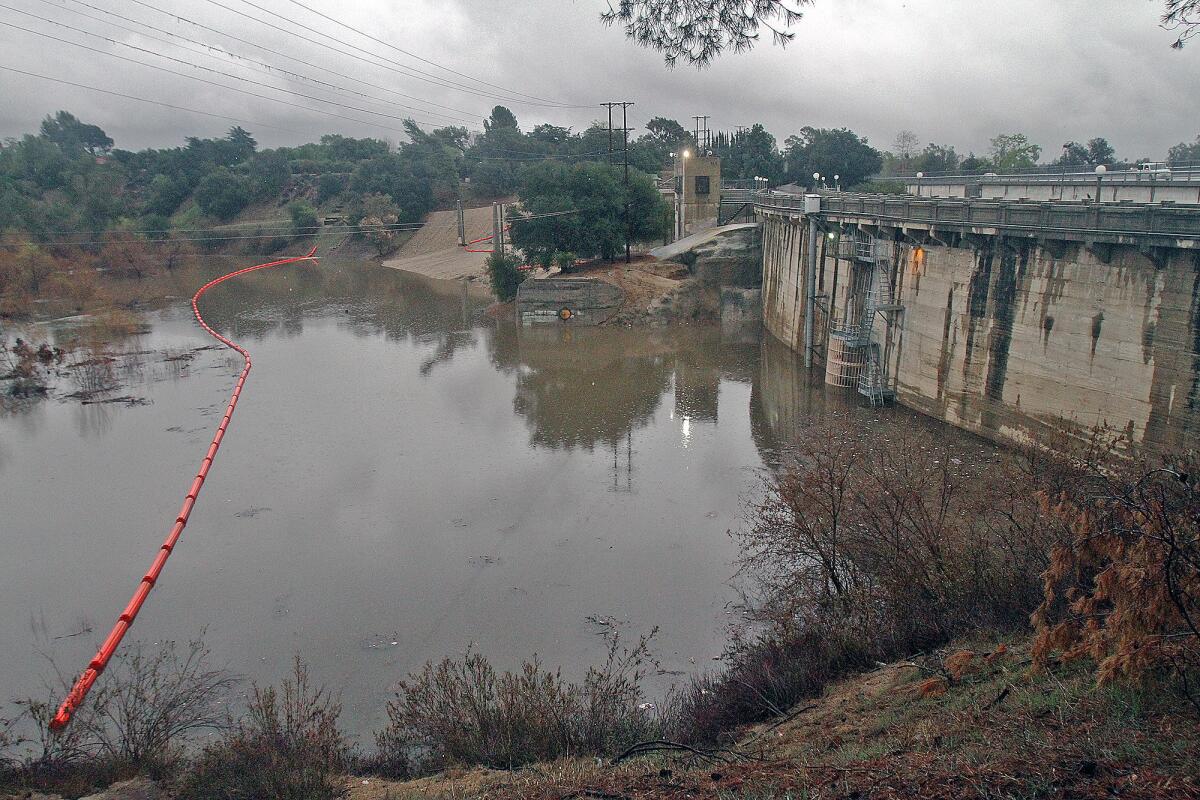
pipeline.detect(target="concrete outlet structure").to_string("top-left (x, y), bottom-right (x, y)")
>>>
top-left (755, 190), bottom-right (1200, 453)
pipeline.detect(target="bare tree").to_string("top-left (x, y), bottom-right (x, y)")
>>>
top-left (893, 130), bottom-right (920, 161)
top-left (601, 0), bottom-right (811, 67)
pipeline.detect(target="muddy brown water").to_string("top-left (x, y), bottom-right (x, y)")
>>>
top-left (0, 259), bottom-right (960, 740)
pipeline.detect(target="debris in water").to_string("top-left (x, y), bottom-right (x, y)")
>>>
top-left (235, 506), bottom-right (271, 518)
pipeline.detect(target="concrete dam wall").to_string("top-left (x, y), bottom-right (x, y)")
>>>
top-left (757, 203), bottom-right (1200, 453)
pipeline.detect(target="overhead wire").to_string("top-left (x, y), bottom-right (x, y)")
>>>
top-left (14, 0), bottom-right (480, 125)
top-left (39, 0), bottom-right (488, 121)
top-left (6, 210), bottom-right (582, 247)
top-left (179, 0), bottom-right (586, 108)
top-left (0, 17), bottom-right (466, 133)
top-left (0, 64), bottom-right (310, 135)
top-left (277, 0), bottom-right (579, 107)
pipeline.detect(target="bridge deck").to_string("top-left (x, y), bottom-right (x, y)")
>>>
top-left (753, 190), bottom-right (1200, 248)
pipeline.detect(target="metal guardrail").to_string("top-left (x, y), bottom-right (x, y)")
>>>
top-left (893, 162), bottom-right (1200, 181)
top-left (721, 188), bottom-right (754, 202)
top-left (752, 191), bottom-right (1200, 241)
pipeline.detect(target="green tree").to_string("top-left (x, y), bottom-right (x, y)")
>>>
top-left (1167, 135), bottom-right (1200, 164)
top-left (469, 160), bottom-right (519, 198)
top-left (989, 133), bottom-right (1042, 171)
top-left (248, 151), bottom-right (292, 200)
top-left (146, 173), bottom-right (189, 216)
top-left (225, 126), bottom-right (257, 160)
top-left (1057, 141), bottom-right (1091, 166)
top-left (39, 111), bottom-right (113, 156)
top-left (719, 123), bottom-right (783, 181)
top-left (782, 127), bottom-right (882, 188)
top-left (914, 143), bottom-right (960, 174)
top-left (317, 173), bottom-right (349, 203)
top-left (139, 213), bottom-right (171, 240)
top-left (1087, 137), bottom-right (1116, 166)
top-left (350, 153), bottom-right (432, 221)
top-left (510, 163), bottom-right (669, 263)
top-left (194, 167), bottom-right (252, 220)
top-left (484, 106), bottom-right (519, 135)
top-left (960, 152), bottom-right (990, 173)
top-left (1059, 138), bottom-right (1116, 167)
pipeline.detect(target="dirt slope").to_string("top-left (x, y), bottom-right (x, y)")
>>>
top-left (382, 205), bottom-right (495, 280)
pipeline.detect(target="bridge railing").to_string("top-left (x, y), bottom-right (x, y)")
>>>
top-left (751, 190), bottom-right (1200, 240)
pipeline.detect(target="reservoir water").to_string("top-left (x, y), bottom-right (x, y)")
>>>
top-left (0, 259), bottom-right (865, 739)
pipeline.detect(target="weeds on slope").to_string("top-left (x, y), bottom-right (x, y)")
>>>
top-left (671, 421), bottom-right (1065, 744)
top-left (375, 632), bottom-right (664, 776)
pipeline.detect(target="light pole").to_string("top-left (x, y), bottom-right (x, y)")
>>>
top-left (813, 171), bottom-right (821, 191)
top-left (834, 174), bottom-right (840, 192)
top-left (915, 171), bottom-right (924, 197)
top-left (1060, 143), bottom-right (1070, 200)
top-left (678, 149), bottom-right (691, 238)
top-left (1094, 164), bottom-right (1107, 205)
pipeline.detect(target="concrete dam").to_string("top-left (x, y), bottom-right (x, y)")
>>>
top-left (753, 189), bottom-right (1200, 453)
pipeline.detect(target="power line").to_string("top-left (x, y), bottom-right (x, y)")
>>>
top-left (279, 0), bottom-right (576, 107)
top-left (0, 19), bottom-right (447, 135)
top-left (125, 0), bottom-right (506, 105)
top-left (7, 209), bottom-right (581, 247)
top-left (0, 63), bottom-right (310, 135)
top-left (0, 8), bottom-right (477, 127)
top-left (52, 0), bottom-right (487, 120)
top-left (184, 0), bottom-right (578, 108)
top-left (31, 0), bottom-right (485, 123)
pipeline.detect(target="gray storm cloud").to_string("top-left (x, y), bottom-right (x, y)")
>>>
top-left (0, 0), bottom-right (1195, 159)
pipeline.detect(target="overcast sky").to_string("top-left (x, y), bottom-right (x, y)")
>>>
top-left (0, 0), bottom-right (1196, 160)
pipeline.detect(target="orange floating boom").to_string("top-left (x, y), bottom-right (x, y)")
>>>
top-left (49, 247), bottom-right (319, 731)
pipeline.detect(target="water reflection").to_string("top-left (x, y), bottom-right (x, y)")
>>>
top-left (1, 257), bottom-right (958, 741)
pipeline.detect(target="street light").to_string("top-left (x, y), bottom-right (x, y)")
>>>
top-left (1094, 164), bottom-right (1107, 205)
top-left (915, 171), bottom-right (924, 197)
top-left (833, 174), bottom-right (840, 191)
top-left (813, 171), bottom-right (821, 190)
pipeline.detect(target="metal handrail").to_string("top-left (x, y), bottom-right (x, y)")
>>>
top-left (752, 191), bottom-right (1200, 239)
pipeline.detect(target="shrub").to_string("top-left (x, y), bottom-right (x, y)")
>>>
top-left (674, 420), bottom-right (1058, 743)
top-left (178, 657), bottom-right (348, 800)
top-left (2, 638), bottom-right (233, 796)
top-left (83, 639), bottom-right (236, 774)
top-left (1033, 454), bottom-right (1200, 703)
top-left (242, 226), bottom-right (291, 256)
top-left (317, 173), bottom-right (349, 204)
top-left (553, 250), bottom-right (577, 273)
top-left (377, 635), bottom-right (661, 773)
top-left (288, 201), bottom-right (320, 237)
top-left (486, 250), bottom-right (525, 301)
top-left (94, 232), bottom-right (160, 280)
top-left (194, 167), bottom-right (252, 220)
top-left (145, 173), bottom-right (188, 217)
top-left (354, 192), bottom-right (401, 256)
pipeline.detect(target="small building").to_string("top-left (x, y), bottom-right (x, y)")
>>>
top-left (665, 154), bottom-right (721, 239)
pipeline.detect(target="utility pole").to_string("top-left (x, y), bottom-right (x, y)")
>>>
top-left (693, 115), bottom-right (710, 154)
top-left (617, 102), bottom-right (635, 264)
top-left (498, 202), bottom-right (506, 253)
top-left (601, 102), bottom-right (620, 164)
top-left (456, 198), bottom-right (466, 247)
top-left (492, 201), bottom-right (504, 257)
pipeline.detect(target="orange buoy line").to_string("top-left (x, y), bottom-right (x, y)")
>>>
top-left (50, 246), bottom-right (320, 731)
